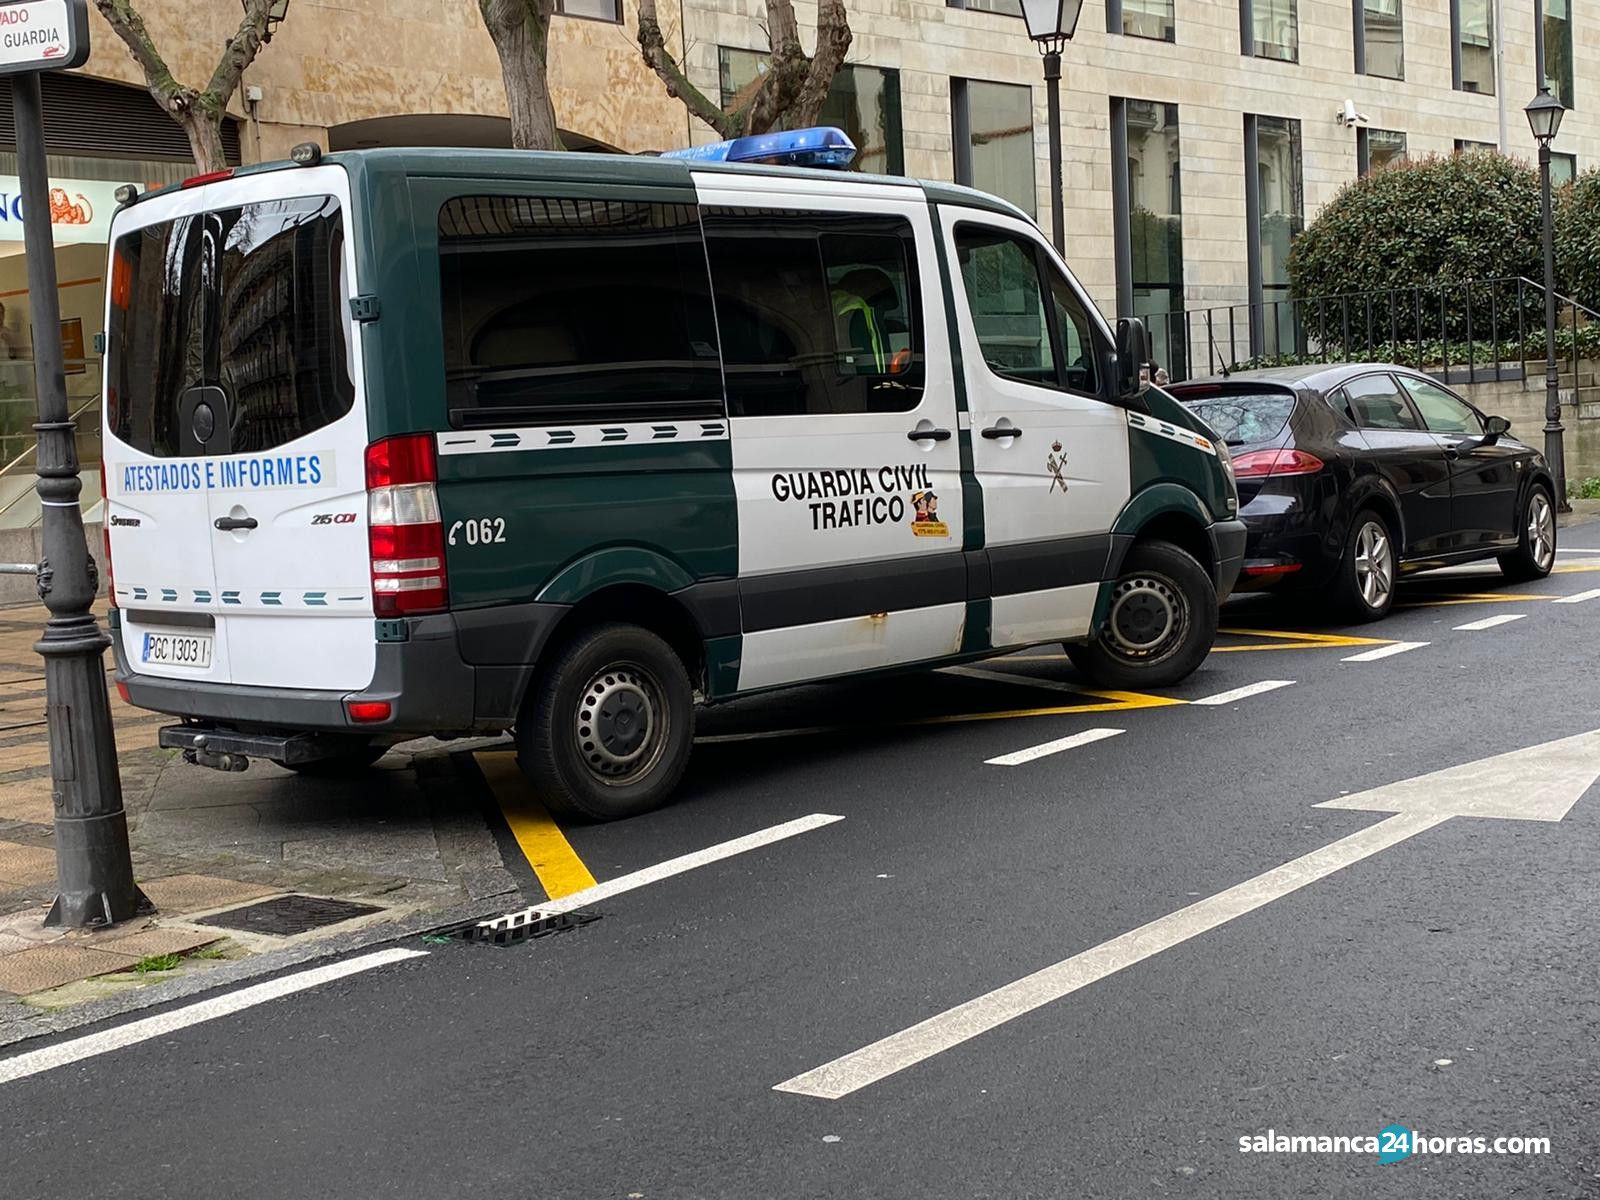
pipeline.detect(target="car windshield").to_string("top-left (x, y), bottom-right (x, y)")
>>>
top-left (1176, 388), bottom-right (1297, 445)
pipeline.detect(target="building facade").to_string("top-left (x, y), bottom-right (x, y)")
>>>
top-left (0, 0), bottom-right (1595, 416)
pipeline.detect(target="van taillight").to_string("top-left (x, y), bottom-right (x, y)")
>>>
top-left (365, 434), bottom-right (446, 616)
top-left (100, 469), bottom-right (115, 608)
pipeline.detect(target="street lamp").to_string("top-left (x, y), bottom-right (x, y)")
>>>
top-left (1019, 0), bottom-right (1084, 252)
top-left (244, 0), bottom-right (291, 42)
top-left (1525, 88), bottom-right (1569, 512)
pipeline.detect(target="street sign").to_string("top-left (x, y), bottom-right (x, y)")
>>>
top-left (775, 729), bottom-right (1600, 1099)
top-left (0, 0), bottom-right (88, 75)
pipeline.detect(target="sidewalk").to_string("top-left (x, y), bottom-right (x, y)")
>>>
top-left (0, 601), bottom-right (518, 1016)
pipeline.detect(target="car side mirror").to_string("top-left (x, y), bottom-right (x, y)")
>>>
top-left (1115, 317), bottom-right (1151, 401)
top-left (1484, 415), bottom-right (1511, 439)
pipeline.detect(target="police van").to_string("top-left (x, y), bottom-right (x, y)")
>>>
top-left (101, 128), bottom-right (1244, 820)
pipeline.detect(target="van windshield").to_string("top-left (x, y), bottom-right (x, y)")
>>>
top-left (107, 194), bottom-right (355, 458)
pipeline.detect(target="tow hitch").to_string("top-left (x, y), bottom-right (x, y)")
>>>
top-left (159, 725), bottom-right (337, 770)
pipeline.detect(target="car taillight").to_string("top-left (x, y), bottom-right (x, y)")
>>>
top-left (100, 469), bottom-right (115, 607)
top-left (365, 434), bottom-right (447, 616)
top-left (1230, 448), bottom-right (1324, 479)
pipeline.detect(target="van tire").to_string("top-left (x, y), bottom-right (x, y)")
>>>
top-left (285, 741), bottom-right (388, 776)
top-left (517, 623), bottom-right (694, 822)
top-left (1065, 539), bottom-right (1217, 689)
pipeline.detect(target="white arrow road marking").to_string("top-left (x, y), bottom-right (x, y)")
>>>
top-left (1454, 613), bottom-right (1527, 631)
top-left (1342, 641), bottom-right (1429, 662)
top-left (986, 727), bottom-right (1124, 767)
top-left (1554, 588), bottom-right (1600, 605)
top-left (0, 948), bottom-right (428, 1087)
top-left (1190, 680), bottom-right (1295, 706)
top-left (774, 729), bottom-right (1600, 1101)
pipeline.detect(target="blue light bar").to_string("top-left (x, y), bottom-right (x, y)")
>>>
top-left (660, 126), bottom-right (857, 169)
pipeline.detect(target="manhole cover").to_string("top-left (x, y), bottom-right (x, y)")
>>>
top-left (195, 894), bottom-right (382, 935)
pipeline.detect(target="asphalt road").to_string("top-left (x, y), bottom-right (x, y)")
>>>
top-left (6, 528), bottom-right (1600, 1199)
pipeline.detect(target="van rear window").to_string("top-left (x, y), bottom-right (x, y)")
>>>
top-left (107, 195), bottom-right (355, 457)
top-left (437, 196), bottom-right (723, 427)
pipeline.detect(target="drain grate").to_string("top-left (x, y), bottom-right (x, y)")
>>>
top-left (195, 894), bottom-right (383, 935)
top-left (440, 908), bottom-right (601, 946)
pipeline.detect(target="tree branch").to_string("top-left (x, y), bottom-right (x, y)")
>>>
top-left (202, 0), bottom-right (277, 114)
top-left (790, 0), bottom-right (852, 128)
top-left (92, 0), bottom-right (184, 107)
top-left (637, 0), bottom-right (734, 137)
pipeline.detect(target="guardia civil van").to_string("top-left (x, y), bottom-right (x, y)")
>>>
top-left (100, 129), bottom-right (1244, 820)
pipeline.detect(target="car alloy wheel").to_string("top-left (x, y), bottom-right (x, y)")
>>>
top-left (1527, 490), bottom-right (1555, 573)
top-left (1105, 571), bottom-right (1191, 664)
top-left (573, 662), bottom-right (669, 786)
top-left (1353, 519), bottom-right (1394, 612)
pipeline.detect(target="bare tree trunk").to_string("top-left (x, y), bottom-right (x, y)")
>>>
top-left (177, 108), bottom-right (230, 174)
top-left (94, 0), bottom-right (282, 171)
top-left (638, 0), bottom-right (852, 140)
top-left (479, 0), bottom-right (561, 151)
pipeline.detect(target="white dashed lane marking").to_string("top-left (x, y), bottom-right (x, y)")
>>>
top-left (1553, 588), bottom-right (1600, 605)
top-left (1453, 614), bottom-right (1527, 631)
top-left (985, 727), bottom-right (1125, 767)
top-left (1190, 680), bottom-right (1296, 706)
top-left (1342, 641), bottom-right (1429, 662)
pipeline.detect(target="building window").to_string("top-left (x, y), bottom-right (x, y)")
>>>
top-left (1455, 138), bottom-right (1497, 153)
top-left (437, 197), bottom-right (723, 426)
top-left (1452, 0), bottom-right (1494, 94)
top-left (717, 50), bottom-right (904, 175)
top-left (951, 79), bottom-right (1036, 216)
top-left (947, 0), bottom-right (1024, 16)
top-left (1241, 0), bottom-right (1298, 62)
top-left (554, 0), bottom-right (621, 21)
top-left (1357, 128), bottom-right (1407, 175)
top-left (1354, 0), bottom-right (1403, 79)
top-left (1107, 0), bottom-right (1176, 41)
top-left (1245, 115), bottom-right (1303, 357)
top-left (1544, 0), bottom-right (1573, 108)
top-left (1551, 153), bottom-right (1577, 188)
top-left (703, 210), bottom-right (925, 416)
top-left (1112, 99), bottom-right (1185, 379)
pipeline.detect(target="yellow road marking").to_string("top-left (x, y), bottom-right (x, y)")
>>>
top-left (1396, 591), bottom-right (1549, 607)
top-left (475, 750), bottom-right (597, 900)
top-left (1215, 627), bottom-right (1389, 651)
top-left (1553, 563), bottom-right (1600, 573)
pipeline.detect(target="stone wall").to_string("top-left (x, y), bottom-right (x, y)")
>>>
top-left (1456, 369), bottom-right (1600, 486)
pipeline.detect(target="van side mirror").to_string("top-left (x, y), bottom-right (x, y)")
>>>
top-left (1484, 415), bottom-right (1511, 439)
top-left (1115, 317), bottom-right (1152, 401)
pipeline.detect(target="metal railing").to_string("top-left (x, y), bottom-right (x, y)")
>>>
top-left (0, 391), bottom-right (103, 526)
top-left (1146, 277), bottom-right (1600, 387)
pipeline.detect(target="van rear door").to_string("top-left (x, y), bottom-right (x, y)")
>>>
top-left (104, 167), bottom-right (376, 693)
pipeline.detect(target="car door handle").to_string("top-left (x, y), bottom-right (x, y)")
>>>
top-left (981, 425), bottom-right (1023, 439)
top-left (906, 427), bottom-right (952, 442)
top-left (1443, 447), bottom-right (1461, 461)
top-left (213, 516), bottom-right (258, 532)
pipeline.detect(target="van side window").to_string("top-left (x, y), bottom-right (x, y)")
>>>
top-left (437, 197), bottom-right (723, 427)
top-left (703, 210), bottom-right (924, 417)
top-left (954, 226), bottom-right (1098, 397)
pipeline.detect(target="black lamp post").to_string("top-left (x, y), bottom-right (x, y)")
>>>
top-left (1019, 0), bottom-right (1084, 253)
top-left (1526, 88), bottom-right (1569, 512)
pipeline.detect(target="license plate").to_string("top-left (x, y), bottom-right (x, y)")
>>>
top-left (141, 631), bottom-right (213, 669)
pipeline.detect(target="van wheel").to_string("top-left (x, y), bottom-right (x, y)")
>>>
top-left (1498, 485), bottom-right (1556, 582)
top-left (516, 623), bottom-right (694, 822)
top-left (286, 741), bottom-right (388, 776)
top-left (1065, 539), bottom-right (1217, 689)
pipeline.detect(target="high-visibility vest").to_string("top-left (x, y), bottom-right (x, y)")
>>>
top-left (832, 291), bottom-right (886, 373)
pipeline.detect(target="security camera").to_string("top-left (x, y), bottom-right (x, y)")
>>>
top-left (1337, 99), bottom-right (1369, 127)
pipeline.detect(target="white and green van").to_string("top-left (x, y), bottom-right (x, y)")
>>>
top-left (101, 130), bottom-right (1244, 820)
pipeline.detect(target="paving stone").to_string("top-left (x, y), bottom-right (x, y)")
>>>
top-left (0, 840), bottom-right (53, 887)
top-left (88, 926), bottom-right (222, 959)
top-left (0, 782), bottom-right (51, 826)
top-left (0, 943), bottom-right (139, 995)
top-left (0, 905), bottom-right (56, 943)
top-left (136, 873), bottom-right (278, 915)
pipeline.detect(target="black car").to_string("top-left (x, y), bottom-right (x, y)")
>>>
top-left (1169, 364), bottom-right (1557, 620)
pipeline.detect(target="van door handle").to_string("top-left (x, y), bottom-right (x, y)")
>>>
top-left (214, 516), bottom-right (258, 532)
top-left (906, 427), bottom-right (952, 442)
top-left (981, 425), bottom-right (1023, 439)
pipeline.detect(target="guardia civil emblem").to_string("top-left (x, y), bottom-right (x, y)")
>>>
top-left (1046, 441), bottom-right (1068, 495)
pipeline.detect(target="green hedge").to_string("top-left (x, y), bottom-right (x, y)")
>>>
top-left (1556, 170), bottom-right (1600, 314)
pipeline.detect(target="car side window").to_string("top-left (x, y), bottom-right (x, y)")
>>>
top-left (1400, 377), bottom-right (1483, 435)
top-left (953, 225), bottom-right (1098, 397)
top-left (1344, 374), bottom-right (1421, 431)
